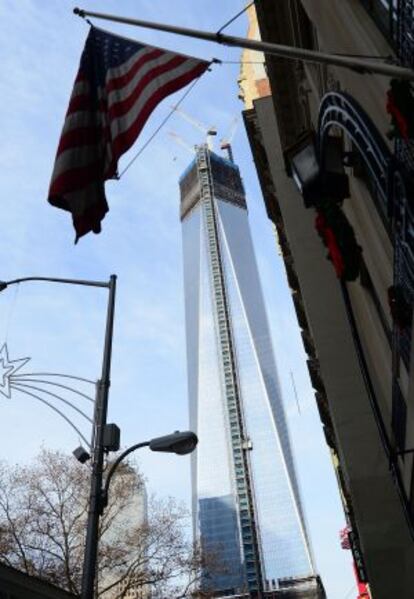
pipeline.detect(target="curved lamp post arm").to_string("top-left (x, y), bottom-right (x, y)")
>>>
top-left (0, 276), bottom-right (110, 290)
top-left (99, 431), bottom-right (198, 514)
top-left (101, 441), bottom-right (150, 509)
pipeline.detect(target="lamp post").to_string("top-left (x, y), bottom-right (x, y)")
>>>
top-left (0, 274), bottom-right (117, 599)
top-left (82, 430), bottom-right (197, 599)
top-left (100, 431), bottom-right (198, 513)
top-left (0, 278), bottom-right (198, 598)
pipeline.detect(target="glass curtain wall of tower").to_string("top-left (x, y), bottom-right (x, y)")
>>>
top-left (180, 145), bottom-right (315, 597)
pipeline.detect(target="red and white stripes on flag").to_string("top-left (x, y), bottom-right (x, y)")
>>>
top-left (339, 526), bottom-right (351, 550)
top-left (48, 27), bottom-right (210, 241)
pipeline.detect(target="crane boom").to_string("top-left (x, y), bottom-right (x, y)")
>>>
top-left (170, 104), bottom-right (217, 136)
top-left (220, 116), bottom-right (239, 162)
top-left (170, 105), bottom-right (217, 150)
top-left (168, 131), bottom-right (195, 154)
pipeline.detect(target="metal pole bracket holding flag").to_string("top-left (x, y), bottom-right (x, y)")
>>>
top-left (73, 7), bottom-right (414, 80)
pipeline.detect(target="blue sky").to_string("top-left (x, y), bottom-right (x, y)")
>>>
top-left (0, 1), bottom-right (354, 596)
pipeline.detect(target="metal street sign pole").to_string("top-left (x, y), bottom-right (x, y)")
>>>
top-left (81, 274), bottom-right (117, 599)
top-left (73, 7), bottom-right (414, 80)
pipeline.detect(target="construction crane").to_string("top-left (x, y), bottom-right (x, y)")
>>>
top-left (168, 131), bottom-right (195, 157)
top-left (170, 104), bottom-right (217, 150)
top-left (220, 116), bottom-right (239, 162)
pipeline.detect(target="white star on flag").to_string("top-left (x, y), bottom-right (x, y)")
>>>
top-left (0, 344), bottom-right (30, 398)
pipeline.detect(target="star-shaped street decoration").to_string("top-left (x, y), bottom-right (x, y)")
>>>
top-left (0, 344), bottom-right (30, 398)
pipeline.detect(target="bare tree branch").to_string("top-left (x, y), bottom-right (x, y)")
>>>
top-left (0, 449), bottom-right (214, 598)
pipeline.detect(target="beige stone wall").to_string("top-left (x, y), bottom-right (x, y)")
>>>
top-left (238, 4), bottom-right (270, 108)
top-left (299, 0), bottom-right (414, 495)
top-left (251, 91), bottom-right (414, 599)
top-left (241, 1), bottom-right (414, 597)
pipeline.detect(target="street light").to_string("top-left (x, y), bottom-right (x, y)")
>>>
top-left (100, 431), bottom-right (198, 513)
top-left (0, 274), bottom-right (117, 599)
top-left (149, 430), bottom-right (198, 454)
top-left (79, 430), bottom-right (197, 598)
top-left (0, 278), bottom-right (198, 599)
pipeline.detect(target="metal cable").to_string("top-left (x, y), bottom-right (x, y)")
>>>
top-left (118, 72), bottom-right (207, 178)
top-left (220, 60), bottom-right (265, 64)
top-left (216, 2), bottom-right (255, 36)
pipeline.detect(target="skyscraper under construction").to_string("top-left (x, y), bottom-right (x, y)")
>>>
top-left (180, 144), bottom-right (324, 598)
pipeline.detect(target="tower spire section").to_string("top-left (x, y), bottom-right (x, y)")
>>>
top-left (180, 145), bottom-right (320, 596)
top-left (195, 144), bottom-right (263, 595)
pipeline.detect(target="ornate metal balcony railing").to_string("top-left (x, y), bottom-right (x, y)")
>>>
top-left (360, 0), bottom-right (398, 48)
top-left (358, 0), bottom-right (414, 372)
top-left (317, 91), bottom-right (414, 537)
top-left (396, 0), bottom-right (414, 68)
top-left (393, 1), bottom-right (414, 370)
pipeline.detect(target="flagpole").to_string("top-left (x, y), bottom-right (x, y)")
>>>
top-left (73, 7), bottom-right (414, 80)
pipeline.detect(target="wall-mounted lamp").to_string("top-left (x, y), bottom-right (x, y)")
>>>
top-left (285, 132), bottom-right (349, 207)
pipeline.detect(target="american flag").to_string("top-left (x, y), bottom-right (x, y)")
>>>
top-left (48, 27), bottom-right (209, 241)
top-left (340, 526), bottom-right (351, 550)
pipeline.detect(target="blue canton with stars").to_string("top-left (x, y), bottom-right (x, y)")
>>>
top-left (80, 27), bottom-right (146, 89)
